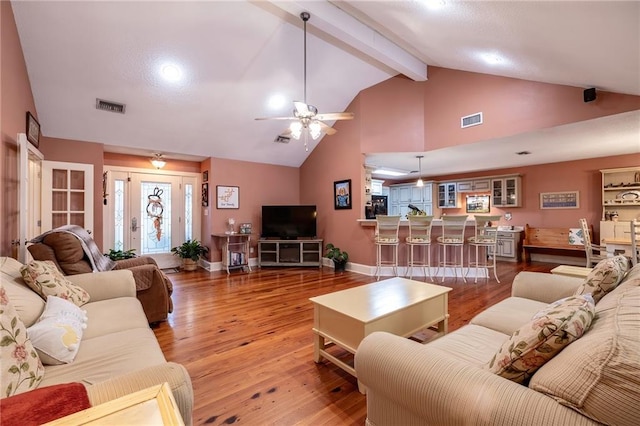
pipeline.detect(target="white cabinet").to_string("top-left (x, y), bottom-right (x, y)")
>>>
top-left (390, 183), bottom-right (433, 217)
top-left (491, 176), bottom-right (521, 207)
top-left (371, 179), bottom-right (384, 195)
top-left (601, 167), bottom-right (640, 222)
top-left (457, 179), bottom-right (491, 193)
top-left (438, 183), bottom-right (458, 208)
top-left (487, 230), bottom-right (523, 262)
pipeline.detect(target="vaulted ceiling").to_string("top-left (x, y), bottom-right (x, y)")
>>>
top-left (12, 1), bottom-right (640, 175)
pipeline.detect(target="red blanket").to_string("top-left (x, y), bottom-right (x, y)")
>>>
top-left (0, 383), bottom-right (91, 425)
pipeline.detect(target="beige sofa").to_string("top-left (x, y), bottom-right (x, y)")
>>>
top-left (0, 257), bottom-right (193, 425)
top-left (356, 263), bottom-right (640, 426)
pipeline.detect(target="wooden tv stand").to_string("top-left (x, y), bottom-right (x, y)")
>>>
top-left (258, 239), bottom-right (323, 267)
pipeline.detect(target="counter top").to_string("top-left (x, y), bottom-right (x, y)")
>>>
top-left (357, 219), bottom-right (523, 232)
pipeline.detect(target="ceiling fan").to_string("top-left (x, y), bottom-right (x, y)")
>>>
top-left (255, 12), bottom-right (354, 150)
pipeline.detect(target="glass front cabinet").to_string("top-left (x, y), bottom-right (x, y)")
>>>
top-left (491, 176), bottom-right (521, 207)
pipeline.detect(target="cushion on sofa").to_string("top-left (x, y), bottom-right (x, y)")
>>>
top-left (1, 258), bottom-right (46, 328)
top-left (27, 296), bottom-right (88, 365)
top-left (529, 285), bottom-right (640, 426)
top-left (573, 255), bottom-right (629, 303)
top-left (487, 294), bottom-right (595, 384)
top-left (0, 286), bottom-right (45, 397)
top-left (20, 260), bottom-right (90, 306)
top-left (424, 324), bottom-right (510, 366)
top-left (81, 297), bottom-right (149, 340)
top-left (470, 297), bottom-right (548, 336)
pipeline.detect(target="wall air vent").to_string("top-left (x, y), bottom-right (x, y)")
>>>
top-left (461, 112), bottom-right (483, 128)
top-left (96, 98), bottom-right (126, 114)
top-left (274, 135), bottom-right (290, 144)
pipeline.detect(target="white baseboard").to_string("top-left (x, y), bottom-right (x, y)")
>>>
top-left (324, 258), bottom-right (489, 279)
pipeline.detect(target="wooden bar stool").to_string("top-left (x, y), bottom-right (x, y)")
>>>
top-left (405, 215), bottom-right (434, 280)
top-left (374, 215), bottom-right (401, 280)
top-left (467, 215), bottom-right (502, 283)
top-left (436, 215), bottom-right (468, 282)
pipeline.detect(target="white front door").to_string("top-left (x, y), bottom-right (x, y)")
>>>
top-left (104, 170), bottom-right (199, 269)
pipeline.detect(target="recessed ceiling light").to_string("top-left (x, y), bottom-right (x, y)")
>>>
top-left (480, 53), bottom-right (508, 66)
top-left (160, 64), bottom-right (182, 82)
top-left (268, 94), bottom-right (286, 110)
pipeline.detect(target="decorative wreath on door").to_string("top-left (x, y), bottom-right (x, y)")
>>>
top-left (146, 187), bottom-right (164, 241)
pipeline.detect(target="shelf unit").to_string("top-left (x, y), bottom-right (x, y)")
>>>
top-left (600, 167), bottom-right (640, 243)
top-left (213, 233), bottom-right (252, 274)
top-left (258, 239), bottom-right (323, 267)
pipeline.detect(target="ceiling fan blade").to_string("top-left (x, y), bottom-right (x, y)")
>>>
top-left (315, 112), bottom-right (355, 121)
top-left (255, 116), bottom-right (297, 121)
top-left (318, 121), bottom-right (337, 135)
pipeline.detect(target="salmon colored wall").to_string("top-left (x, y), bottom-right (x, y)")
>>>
top-left (359, 76), bottom-right (425, 153)
top-left (207, 158), bottom-right (299, 262)
top-left (0, 0), bottom-right (38, 257)
top-left (358, 70), bottom-right (640, 155)
top-left (39, 137), bottom-right (105, 246)
top-left (104, 152), bottom-right (201, 173)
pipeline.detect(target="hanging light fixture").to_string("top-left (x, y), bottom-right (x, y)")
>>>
top-left (416, 155), bottom-right (424, 187)
top-left (151, 153), bottom-right (166, 169)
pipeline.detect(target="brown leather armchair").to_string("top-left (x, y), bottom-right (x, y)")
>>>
top-left (27, 232), bottom-right (173, 324)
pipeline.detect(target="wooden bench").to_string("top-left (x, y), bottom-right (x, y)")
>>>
top-left (523, 224), bottom-right (587, 263)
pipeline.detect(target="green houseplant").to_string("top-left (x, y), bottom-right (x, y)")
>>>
top-left (105, 248), bottom-right (137, 261)
top-left (325, 243), bottom-right (349, 272)
top-left (171, 239), bottom-right (208, 271)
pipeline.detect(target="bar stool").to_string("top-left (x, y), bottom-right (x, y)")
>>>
top-left (436, 215), bottom-right (468, 282)
top-left (405, 215), bottom-right (434, 280)
top-left (374, 215), bottom-right (401, 280)
top-left (467, 215), bottom-right (502, 283)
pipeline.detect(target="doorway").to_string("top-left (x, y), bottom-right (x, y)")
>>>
top-left (104, 168), bottom-right (200, 269)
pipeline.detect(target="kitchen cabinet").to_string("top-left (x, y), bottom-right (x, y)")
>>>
top-left (389, 183), bottom-right (433, 217)
top-left (438, 183), bottom-right (458, 208)
top-left (371, 179), bottom-right (384, 195)
top-left (487, 230), bottom-right (524, 262)
top-left (457, 179), bottom-right (491, 193)
top-left (491, 176), bottom-right (521, 207)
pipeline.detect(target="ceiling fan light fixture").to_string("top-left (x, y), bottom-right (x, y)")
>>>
top-left (309, 121), bottom-right (322, 140)
top-left (290, 121), bottom-right (303, 139)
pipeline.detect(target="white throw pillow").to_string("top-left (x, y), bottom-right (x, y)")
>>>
top-left (27, 296), bottom-right (88, 365)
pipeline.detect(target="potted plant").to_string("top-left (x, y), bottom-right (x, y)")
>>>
top-left (171, 239), bottom-right (208, 271)
top-left (105, 248), bottom-right (137, 261)
top-left (325, 243), bottom-right (349, 272)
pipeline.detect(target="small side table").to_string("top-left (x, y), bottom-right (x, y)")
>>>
top-left (550, 265), bottom-right (593, 278)
top-left (212, 233), bottom-right (252, 274)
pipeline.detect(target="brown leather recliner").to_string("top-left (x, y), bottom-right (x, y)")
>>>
top-left (27, 232), bottom-right (173, 324)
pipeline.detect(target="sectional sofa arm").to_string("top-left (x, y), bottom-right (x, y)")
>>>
top-left (66, 270), bottom-right (136, 301)
top-left (84, 362), bottom-right (193, 426)
top-left (355, 332), bottom-right (597, 426)
top-left (511, 271), bottom-right (583, 303)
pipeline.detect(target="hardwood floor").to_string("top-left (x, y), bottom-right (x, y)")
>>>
top-left (154, 262), bottom-right (555, 426)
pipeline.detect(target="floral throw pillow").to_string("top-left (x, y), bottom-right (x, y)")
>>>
top-left (0, 285), bottom-right (45, 397)
top-left (487, 294), bottom-right (595, 384)
top-left (574, 255), bottom-right (629, 303)
top-left (20, 260), bottom-right (90, 307)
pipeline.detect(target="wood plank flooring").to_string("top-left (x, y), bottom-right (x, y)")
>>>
top-left (153, 262), bottom-right (555, 426)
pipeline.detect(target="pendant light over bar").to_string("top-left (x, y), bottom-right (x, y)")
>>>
top-left (416, 155), bottom-right (424, 187)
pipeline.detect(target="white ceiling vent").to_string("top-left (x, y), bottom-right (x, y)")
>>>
top-left (461, 112), bottom-right (483, 128)
top-left (274, 135), bottom-right (290, 144)
top-left (96, 98), bottom-right (126, 114)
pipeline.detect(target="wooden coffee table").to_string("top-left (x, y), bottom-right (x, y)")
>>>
top-left (309, 277), bottom-right (451, 391)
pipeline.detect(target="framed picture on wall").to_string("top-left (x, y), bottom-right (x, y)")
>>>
top-left (26, 112), bottom-right (40, 148)
top-left (334, 179), bottom-right (352, 210)
top-left (202, 170), bottom-right (209, 183)
top-left (202, 183), bottom-right (209, 207)
top-left (217, 185), bottom-right (239, 209)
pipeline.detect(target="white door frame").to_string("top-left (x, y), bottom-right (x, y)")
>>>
top-left (18, 133), bottom-right (44, 263)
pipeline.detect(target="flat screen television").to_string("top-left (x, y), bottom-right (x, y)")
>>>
top-left (261, 205), bottom-right (317, 239)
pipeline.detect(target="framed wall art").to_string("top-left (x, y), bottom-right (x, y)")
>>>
top-left (202, 183), bottom-right (209, 207)
top-left (202, 170), bottom-right (208, 183)
top-left (466, 195), bottom-right (490, 213)
top-left (334, 179), bottom-right (352, 210)
top-left (26, 111), bottom-right (40, 148)
top-left (540, 191), bottom-right (580, 209)
top-left (217, 185), bottom-right (239, 209)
